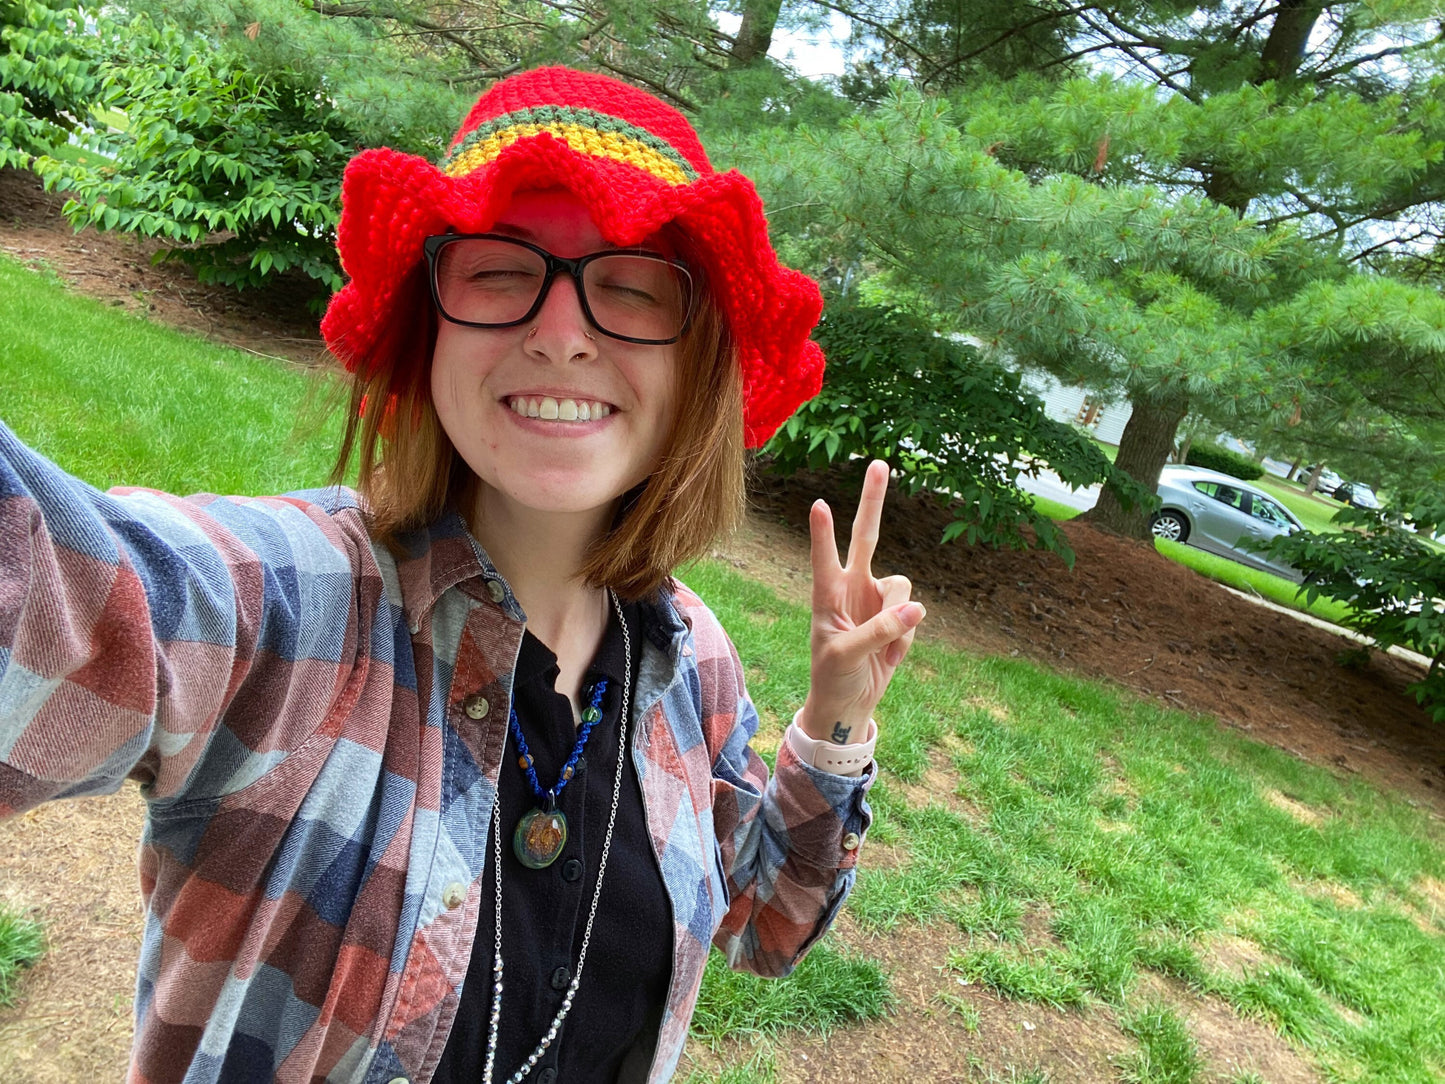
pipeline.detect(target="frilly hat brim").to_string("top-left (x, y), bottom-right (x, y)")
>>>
top-left (321, 70), bottom-right (824, 448)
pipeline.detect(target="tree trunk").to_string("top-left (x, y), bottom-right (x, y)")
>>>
top-left (1205, 1), bottom-right (1324, 213)
top-left (1082, 389), bottom-right (1190, 538)
top-left (1303, 462), bottom-right (1324, 496)
top-left (1287, 457), bottom-right (1302, 481)
top-left (730, 0), bottom-right (783, 66)
top-left (1257, 0), bottom-right (1326, 83)
top-left (1175, 433), bottom-right (1193, 465)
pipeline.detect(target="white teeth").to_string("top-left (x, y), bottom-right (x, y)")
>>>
top-left (508, 396), bottom-right (611, 422)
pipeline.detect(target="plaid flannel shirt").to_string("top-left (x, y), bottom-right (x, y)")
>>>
top-left (0, 422), bottom-right (873, 1084)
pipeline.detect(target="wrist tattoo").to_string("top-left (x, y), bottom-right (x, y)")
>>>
top-left (830, 721), bottom-right (851, 745)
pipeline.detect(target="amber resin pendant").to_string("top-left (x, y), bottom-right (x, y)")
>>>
top-left (514, 807), bottom-right (568, 868)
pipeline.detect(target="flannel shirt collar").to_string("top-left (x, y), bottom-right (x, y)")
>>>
top-left (390, 507), bottom-right (690, 647)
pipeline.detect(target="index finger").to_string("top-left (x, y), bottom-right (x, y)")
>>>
top-left (847, 459), bottom-right (890, 573)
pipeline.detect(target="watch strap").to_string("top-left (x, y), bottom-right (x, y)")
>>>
top-left (786, 712), bottom-right (877, 777)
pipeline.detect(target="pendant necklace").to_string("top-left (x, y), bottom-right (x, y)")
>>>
top-left (482, 588), bottom-right (631, 1084)
top-left (508, 668), bottom-right (608, 869)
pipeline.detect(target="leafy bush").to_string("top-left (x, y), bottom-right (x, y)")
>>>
top-left (764, 303), bottom-right (1142, 566)
top-left (1185, 441), bottom-right (1263, 480)
top-left (37, 16), bottom-right (356, 294)
top-left (1266, 494), bottom-right (1445, 721)
top-left (0, 0), bottom-right (99, 168)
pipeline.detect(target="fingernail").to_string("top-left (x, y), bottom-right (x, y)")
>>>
top-left (906, 603), bottom-right (926, 624)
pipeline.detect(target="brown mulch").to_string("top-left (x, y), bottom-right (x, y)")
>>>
top-left (1, 162), bottom-right (1441, 1083)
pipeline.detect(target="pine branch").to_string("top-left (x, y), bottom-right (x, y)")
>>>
top-left (943, 3), bottom-right (1093, 67)
top-left (801, 0), bottom-right (930, 69)
top-left (310, 0), bottom-right (495, 69)
top-left (1076, 10), bottom-right (1199, 100)
top-left (1309, 30), bottom-right (1445, 83)
top-left (589, 58), bottom-right (700, 112)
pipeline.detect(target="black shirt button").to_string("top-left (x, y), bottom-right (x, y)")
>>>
top-left (539, 1069), bottom-right (557, 1084)
top-left (572, 754), bottom-right (586, 776)
top-left (551, 965), bottom-right (572, 990)
top-left (561, 858), bottom-right (584, 883)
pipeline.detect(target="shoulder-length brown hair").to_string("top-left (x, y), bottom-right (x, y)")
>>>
top-left (330, 260), bottom-right (745, 601)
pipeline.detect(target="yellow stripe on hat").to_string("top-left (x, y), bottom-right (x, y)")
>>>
top-left (443, 123), bottom-right (692, 186)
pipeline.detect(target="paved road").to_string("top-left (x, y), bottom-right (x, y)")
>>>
top-left (1015, 468), bottom-right (1101, 512)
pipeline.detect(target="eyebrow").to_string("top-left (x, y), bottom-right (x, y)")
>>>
top-left (488, 221), bottom-right (626, 251)
top-left (489, 222), bottom-right (537, 241)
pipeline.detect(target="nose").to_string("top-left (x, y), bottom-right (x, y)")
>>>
top-left (525, 271), bottom-right (598, 363)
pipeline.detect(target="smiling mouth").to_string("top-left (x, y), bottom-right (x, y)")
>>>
top-left (507, 395), bottom-right (613, 422)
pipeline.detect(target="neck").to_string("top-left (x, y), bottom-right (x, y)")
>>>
top-left (466, 485), bottom-right (615, 705)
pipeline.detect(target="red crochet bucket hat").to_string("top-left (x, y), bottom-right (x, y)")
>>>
top-left (321, 66), bottom-right (824, 447)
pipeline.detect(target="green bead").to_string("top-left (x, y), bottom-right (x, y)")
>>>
top-left (581, 706), bottom-right (602, 724)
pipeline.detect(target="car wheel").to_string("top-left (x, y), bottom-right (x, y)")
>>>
top-left (1150, 510), bottom-right (1189, 543)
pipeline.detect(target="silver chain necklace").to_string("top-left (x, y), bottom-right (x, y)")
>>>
top-left (482, 588), bottom-right (632, 1084)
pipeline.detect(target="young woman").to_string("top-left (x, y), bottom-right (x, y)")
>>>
top-left (0, 67), bottom-right (923, 1083)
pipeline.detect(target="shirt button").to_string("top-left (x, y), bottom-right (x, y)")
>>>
top-left (561, 858), bottom-right (584, 883)
top-left (539, 1069), bottom-right (557, 1084)
top-left (486, 579), bottom-right (506, 603)
top-left (550, 965), bottom-right (572, 990)
top-left (842, 832), bottom-right (861, 851)
top-left (463, 695), bottom-right (489, 720)
top-left (572, 755), bottom-right (586, 777)
top-left (442, 882), bottom-right (467, 910)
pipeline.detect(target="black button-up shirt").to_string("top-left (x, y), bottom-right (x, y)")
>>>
top-left (436, 600), bottom-right (673, 1083)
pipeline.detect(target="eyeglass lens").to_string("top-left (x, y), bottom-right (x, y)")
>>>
top-left (432, 238), bottom-right (688, 342)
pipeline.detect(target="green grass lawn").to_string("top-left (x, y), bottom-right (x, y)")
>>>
top-left (0, 256), bottom-right (341, 494)
top-left (6, 255), bottom-right (1445, 1082)
top-left (0, 905), bottom-right (43, 1008)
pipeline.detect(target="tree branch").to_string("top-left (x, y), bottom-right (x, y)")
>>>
top-left (801, 0), bottom-right (930, 69)
top-left (1076, 9), bottom-right (1198, 100)
top-left (1309, 30), bottom-right (1445, 82)
top-left (589, 58), bottom-right (700, 111)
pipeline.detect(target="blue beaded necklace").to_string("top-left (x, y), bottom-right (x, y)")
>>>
top-left (508, 676), bottom-right (608, 869)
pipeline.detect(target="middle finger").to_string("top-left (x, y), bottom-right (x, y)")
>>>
top-left (847, 460), bottom-right (890, 573)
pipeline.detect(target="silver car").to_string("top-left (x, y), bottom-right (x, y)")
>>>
top-left (1151, 466), bottom-right (1305, 581)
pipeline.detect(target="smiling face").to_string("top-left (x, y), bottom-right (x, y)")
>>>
top-left (430, 190), bottom-right (680, 531)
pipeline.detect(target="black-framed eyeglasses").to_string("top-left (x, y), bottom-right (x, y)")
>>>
top-left (423, 233), bottom-right (695, 345)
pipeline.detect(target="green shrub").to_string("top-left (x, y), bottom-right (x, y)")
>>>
top-left (1266, 491), bottom-right (1445, 721)
top-left (764, 303), bottom-right (1145, 566)
top-left (38, 15), bottom-right (357, 295)
top-left (0, 0), bottom-right (100, 168)
top-left (1185, 442), bottom-right (1263, 480)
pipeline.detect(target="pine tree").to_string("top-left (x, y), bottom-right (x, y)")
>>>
top-left (740, 0), bottom-right (1445, 537)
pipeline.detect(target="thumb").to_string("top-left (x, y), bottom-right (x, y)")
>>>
top-left (837, 601), bottom-right (926, 660)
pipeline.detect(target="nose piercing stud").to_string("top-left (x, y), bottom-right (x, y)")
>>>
top-left (528, 326), bottom-right (539, 339)
top-left (583, 331), bottom-right (597, 343)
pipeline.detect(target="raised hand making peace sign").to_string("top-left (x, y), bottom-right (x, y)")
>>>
top-left (797, 460), bottom-right (926, 747)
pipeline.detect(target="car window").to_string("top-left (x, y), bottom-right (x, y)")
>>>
top-left (1193, 481), bottom-right (1246, 510)
top-left (1249, 496), bottom-right (1290, 526)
